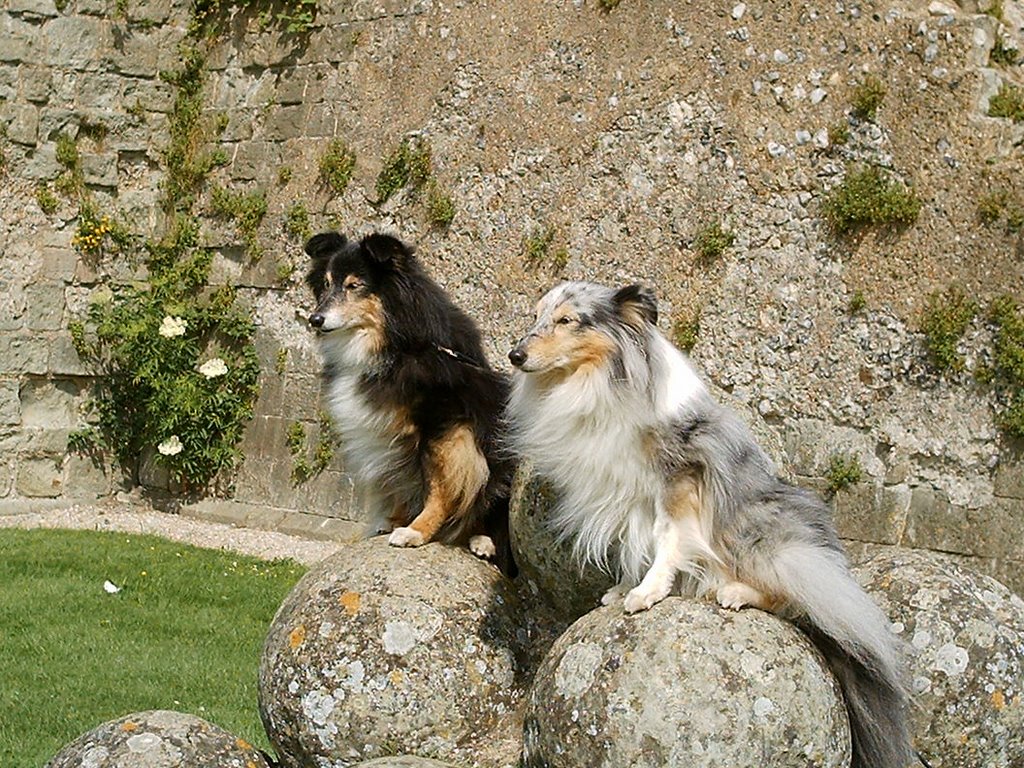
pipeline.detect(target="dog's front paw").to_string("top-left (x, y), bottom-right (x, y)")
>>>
top-left (388, 526), bottom-right (425, 548)
top-left (601, 583), bottom-right (629, 606)
top-left (468, 535), bottom-right (496, 559)
top-left (623, 584), bottom-right (670, 614)
top-left (716, 581), bottom-right (763, 611)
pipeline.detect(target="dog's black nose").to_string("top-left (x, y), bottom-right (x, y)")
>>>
top-left (508, 348), bottom-right (527, 367)
top-left (309, 313), bottom-right (325, 328)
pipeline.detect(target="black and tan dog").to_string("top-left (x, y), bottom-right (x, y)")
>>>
top-left (305, 231), bottom-right (512, 572)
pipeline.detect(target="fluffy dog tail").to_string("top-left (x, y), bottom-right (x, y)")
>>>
top-left (769, 544), bottom-right (915, 768)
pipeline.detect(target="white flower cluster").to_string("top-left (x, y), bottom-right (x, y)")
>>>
top-left (159, 316), bottom-right (187, 338)
top-left (157, 435), bottom-right (183, 456)
top-left (198, 357), bottom-right (228, 378)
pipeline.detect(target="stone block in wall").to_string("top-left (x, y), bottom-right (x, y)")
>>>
top-left (8, 0), bottom-right (57, 15)
top-left (229, 141), bottom-right (283, 181)
top-left (37, 108), bottom-right (76, 144)
top-left (48, 333), bottom-right (89, 376)
top-left (37, 247), bottom-right (80, 283)
top-left (994, 460), bottom-right (1024, 500)
top-left (833, 481), bottom-right (910, 545)
top-left (783, 418), bottom-right (884, 479)
top-left (0, 282), bottom-right (26, 332)
top-left (81, 151), bottom-right (118, 188)
top-left (24, 282), bottom-right (66, 330)
top-left (959, 499), bottom-right (1024, 561)
top-left (123, 77), bottom-right (175, 114)
top-left (0, 334), bottom-right (51, 375)
top-left (301, 25), bottom-right (360, 63)
top-left (303, 103), bottom-right (336, 138)
top-left (219, 111), bottom-right (253, 142)
top-left (22, 144), bottom-right (59, 180)
top-left (76, 72), bottom-right (123, 111)
top-left (127, 0), bottom-right (173, 25)
top-left (63, 453), bottom-right (112, 497)
top-left (19, 378), bottom-right (83, 429)
top-left (274, 68), bottom-right (307, 105)
top-left (905, 486), bottom-right (972, 555)
top-left (106, 26), bottom-right (182, 77)
top-left (0, 16), bottom-right (38, 63)
top-left (0, 459), bottom-right (13, 497)
top-left (0, 66), bottom-right (16, 102)
top-left (3, 103), bottom-right (39, 146)
top-left (42, 17), bottom-right (110, 69)
top-left (0, 382), bottom-right (21, 426)
top-left (0, 426), bottom-right (72, 454)
top-left (261, 106), bottom-right (309, 142)
top-left (16, 456), bottom-right (63, 498)
top-left (21, 65), bottom-right (52, 103)
top-left (283, 374), bottom-right (323, 421)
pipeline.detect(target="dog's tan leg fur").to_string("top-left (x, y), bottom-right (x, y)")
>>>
top-left (624, 473), bottom-right (711, 613)
top-left (388, 425), bottom-right (489, 548)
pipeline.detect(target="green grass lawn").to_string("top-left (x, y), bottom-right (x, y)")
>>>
top-left (0, 528), bottom-right (306, 768)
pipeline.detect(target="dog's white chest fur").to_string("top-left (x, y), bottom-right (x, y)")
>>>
top-left (324, 373), bottom-right (410, 485)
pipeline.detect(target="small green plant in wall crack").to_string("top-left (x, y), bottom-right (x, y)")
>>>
top-left (824, 453), bottom-right (863, 496)
top-left (376, 136), bottom-right (432, 204)
top-left (821, 164), bottom-right (922, 235)
top-left (288, 414), bottom-right (336, 484)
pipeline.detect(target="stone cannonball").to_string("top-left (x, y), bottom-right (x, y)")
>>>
top-left (353, 758), bottom-right (456, 767)
top-left (259, 537), bottom-right (523, 767)
top-left (510, 463), bottom-right (616, 622)
top-left (854, 550), bottom-right (1024, 768)
top-left (45, 710), bottom-right (270, 768)
top-left (523, 598), bottom-right (852, 768)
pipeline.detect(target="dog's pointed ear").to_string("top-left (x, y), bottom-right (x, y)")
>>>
top-left (613, 284), bottom-right (658, 327)
top-left (361, 233), bottom-right (414, 266)
top-left (305, 232), bottom-right (347, 259)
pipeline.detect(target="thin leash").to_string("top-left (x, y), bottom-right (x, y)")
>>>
top-left (435, 343), bottom-right (489, 371)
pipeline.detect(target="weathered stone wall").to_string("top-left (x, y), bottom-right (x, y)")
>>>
top-left (1, 0), bottom-right (1023, 590)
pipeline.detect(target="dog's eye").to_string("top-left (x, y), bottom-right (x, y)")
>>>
top-left (344, 279), bottom-right (363, 292)
top-left (556, 316), bottom-right (575, 325)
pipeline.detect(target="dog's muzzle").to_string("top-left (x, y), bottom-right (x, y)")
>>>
top-left (308, 312), bottom-right (326, 329)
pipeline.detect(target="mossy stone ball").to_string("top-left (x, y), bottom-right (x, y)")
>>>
top-left (855, 550), bottom-right (1024, 767)
top-left (259, 537), bottom-right (523, 767)
top-left (523, 598), bottom-right (852, 768)
top-left (45, 710), bottom-right (270, 768)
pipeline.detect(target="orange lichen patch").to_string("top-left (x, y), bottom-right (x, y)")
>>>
top-left (236, 738), bottom-right (252, 751)
top-left (120, 721), bottom-right (138, 733)
top-left (288, 624), bottom-right (307, 649)
top-left (389, 669), bottom-right (404, 685)
top-left (340, 590), bottom-right (361, 616)
top-left (992, 690), bottom-right (1006, 710)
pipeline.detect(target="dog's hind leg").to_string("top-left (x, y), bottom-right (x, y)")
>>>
top-left (716, 580), bottom-right (774, 611)
top-left (389, 424), bottom-right (489, 549)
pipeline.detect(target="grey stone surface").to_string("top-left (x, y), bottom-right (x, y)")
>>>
top-left (855, 550), bottom-right (1024, 768)
top-left (509, 463), bottom-right (615, 625)
top-left (523, 598), bottom-right (851, 768)
top-left (354, 759), bottom-right (456, 767)
top-left (16, 456), bottom-right (62, 497)
top-left (63, 453), bottom-right (112, 497)
top-left (259, 537), bottom-right (524, 768)
top-left (0, 381), bottom-right (21, 425)
top-left (45, 710), bottom-right (271, 768)
top-left (0, 0), bottom-right (1019, 599)
top-left (19, 378), bottom-right (82, 428)
top-left (993, 460), bottom-right (1024, 500)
